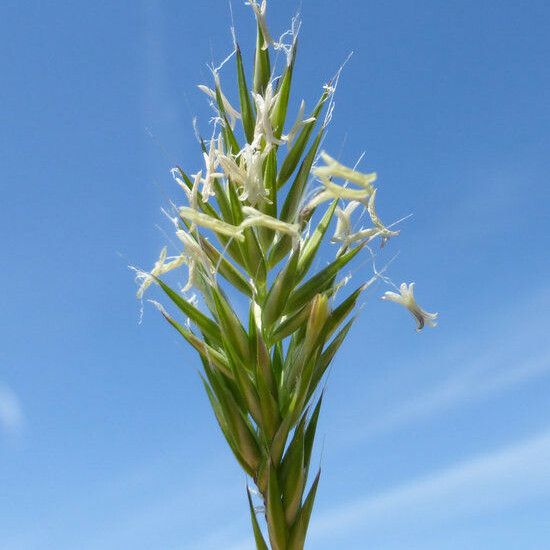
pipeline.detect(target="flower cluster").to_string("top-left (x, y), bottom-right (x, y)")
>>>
top-left (134, 1), bottom-right (437, 548)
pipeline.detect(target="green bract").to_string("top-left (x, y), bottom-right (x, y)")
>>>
top-left (134, 2), bottom-right (437, 548)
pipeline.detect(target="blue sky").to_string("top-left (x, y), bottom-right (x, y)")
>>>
top-left (1, 1), bottom-right (549, 548)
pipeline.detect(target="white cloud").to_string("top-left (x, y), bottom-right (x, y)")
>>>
top-left (0, 383), bottom-right (24, 436)
top-left (358, 352), bottom-right (550, 439)
top-left (339, 286), bottom-right (550, 444)
top-left (311, 428), bottom-right (550, 542)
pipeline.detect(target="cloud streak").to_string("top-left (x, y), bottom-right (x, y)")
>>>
top-left (0, 383), bottom-right (24, 436)
top-left (357, 352), bottom-right (550, 439)
top-left (311, 428), bottom-right (550, 542)
top-left (340, 286), bottom-right (550, 444)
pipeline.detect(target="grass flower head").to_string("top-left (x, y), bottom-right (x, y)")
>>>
top-left (133, 2), bottom-right (437, 547)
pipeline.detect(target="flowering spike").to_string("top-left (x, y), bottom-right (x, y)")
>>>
top-left (134, 3), bottom-right (437, 547)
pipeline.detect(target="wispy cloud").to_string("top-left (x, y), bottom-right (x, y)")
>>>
top-left (311, 428), bottom-right (550, 542)
top-left (140, 0), bottom-right (179, 129)
top-left (0, 383), bottom-right (24, 436)
top-left (340, 286), bottom-right (550, 444)
top-left (357, 352), bottom-right (550, 439)
top-left (430, 164), bottom-right (528, 243)
top-left (0, 446), bottom-right (255, 550)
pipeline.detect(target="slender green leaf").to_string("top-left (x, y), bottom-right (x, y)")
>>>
top-left (277, 87), bottom-right (330, 187)
top-left (270, 412), bottom-right (292, 467)
top-left (281, 421), bottom-right (306, 525)
top-left (226, 182), bottom-right (267, 283)
top-left (286, 351), bottom-right (322, 424)
top-left (257, 331), bottom-right (276, 397)
top-left (287, 470), bottom-right (321, 550)
top-left (256, 364), bottom-right (280, 441)
top-left (279, 131), bottom-right (324, 223)
top-left (212, 178), bottom-right (234, 223)
top-left (268, 208), bottom-right (314, 269)
top-left (296, 200), bottom-right (338, 281)
top-left (272, 341), bottom-right (284, 390)
top-left (228, 174), bottom-right (245, 224)
top-left (301, 294), bottom-right (330, 358)
top-left (321, 318), bottom-right (354, 369)
top-left (308, 319), bottom-right (354, 398)
top-left (258, 149), bottom-right (278, 249)
top-left (211, 287), bottom-right (250, 364)
top-left (236, 45), bottom-right (255, 143)
top-left (155, 277), bottom-right (221, 343)
top-left (227, 178), bottom-right (266, 281)
top-left (271, 41), bottom-right (297, 138)
top-left (201, 375), bottom-right (255, 477)
top-left (303, 394), bottom-right (323, 474)
top-left (270, 303), bottom-right (311, 343)
top-left (286, 245), bottom-right (364, 313)
top-left (244, 227), bottom-right (268, 284)
top-left (199, 236), bottom-right (253, 297)
top-left (220, 385), bottom-right (262, 472)
top-left (324, 284), bottom-right (366, 340)
top-left (262, 245), bottom-right (300, 328)
top-left (204, 358), bottom-right (247, 416)
top-left (253, 23), bottom-right (271, 94)
top-left (232, 360), bottom-right (262, 425)
top-left (247, 487), bottom-right (269, 550)
top-left (160, 311), bottom-right (231, 379)
top-left (266, 462), bottom-right (288, 550)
